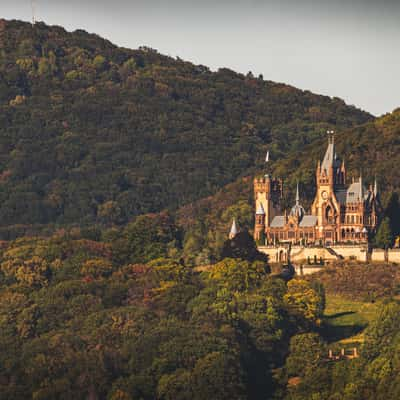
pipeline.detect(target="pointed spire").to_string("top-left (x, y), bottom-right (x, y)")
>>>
top-left (374, 176), bottom-right (379, 197)
top-left (229, 219), bottom-right (239, 239)
top-left (359, 170), bottom-right (364, 200)
top-left (296, 182), bottom-right (300, 206)
top-left (321, 131), bottom-right (335, 173)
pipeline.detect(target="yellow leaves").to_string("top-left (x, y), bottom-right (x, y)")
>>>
top-left (152, 280), bottom-right (177, 295)
top-left (9, 94), bottom-right (26, 106)
top-left (109, 389), bottom-right (132, 400)
top-left (0, 256), bottom-right (50, 287)
top-left (13, 256), bottom-right (50, 288)
top-left (209, 259), bottom-right (267, 293)
top-left (110, 314), bottom-right (136, 337)
top-left (80, 258), bottom-right (113, 279)
top-left (16, 57), bottom-right (35, 71)
top-left (284, 279), bottom-right (322, 324)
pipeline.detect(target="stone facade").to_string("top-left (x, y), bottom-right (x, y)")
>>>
top-left (254, 135), bottom-right (381, 248)
top-left (258, 244), bottom-right (369, 263)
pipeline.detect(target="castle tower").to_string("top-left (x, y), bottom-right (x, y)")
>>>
top-left (254, 175), bottom-right (282, 241)
top-left (312, 133), bottom-right (343, 242)
top-left (254, 203), bottom-right (266, 241)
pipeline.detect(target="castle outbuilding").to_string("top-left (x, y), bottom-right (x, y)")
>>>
top-left (254, 135), bottom-right (381, 248)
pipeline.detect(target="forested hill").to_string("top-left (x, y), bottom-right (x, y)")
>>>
top-left (0, 19), bottom-right (372, 237)
top-left (177, 109), bottom-right (400, 264)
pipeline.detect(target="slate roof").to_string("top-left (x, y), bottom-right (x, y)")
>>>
top-left (335, 181), bottom-right (370, 205)
top-left (299, 215), bottom-right (318, 227)
top-left (321, 139), bottom-right (341, 173)
top-left (270, 216), bottom-right (286, 228)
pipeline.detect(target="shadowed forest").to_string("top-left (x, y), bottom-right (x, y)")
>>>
top-left (0, 19), bottom-right (400, 400)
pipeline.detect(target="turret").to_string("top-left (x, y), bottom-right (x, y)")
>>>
top-left (253, 174), bottom-right (283, 241)
top-left (229, 219), bottom-right (239, 240)
top-left (254, 203), bottom-right (266, 241)
top-left (289, 182), bottom-right (305, 221)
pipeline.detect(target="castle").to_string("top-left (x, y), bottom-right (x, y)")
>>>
top-left (253, 135), bottom-right (381, 262)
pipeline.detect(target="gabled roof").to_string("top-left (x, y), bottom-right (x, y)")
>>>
top-left (270, 216), bottom-right (285, 228)
top-left (335, 180), bottom-right (369, 204)
top-left (299, 215), bottom-right (318, 227)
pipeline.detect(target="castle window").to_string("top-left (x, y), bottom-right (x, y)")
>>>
top-left (288, 231), bottom-right (295, 239)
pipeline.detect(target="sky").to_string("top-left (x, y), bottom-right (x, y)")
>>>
top-left (2, 0), bottom-right (400, 116)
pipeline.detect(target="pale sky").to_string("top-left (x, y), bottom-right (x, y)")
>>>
top-left (2, 0), bottom-right (400, 116)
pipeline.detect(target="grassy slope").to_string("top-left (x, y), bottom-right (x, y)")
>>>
top-left (307, 262), bottom-right (400, 346)
top-left (323, 294), bottom-right (379, 345)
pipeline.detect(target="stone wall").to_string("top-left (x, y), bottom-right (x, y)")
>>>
top-left (330, 245), bottom-right (368, 262)
top-left (258, 244), bottom-right (400, 264)
top-left (371, 249), bottom-right (386, 262)
top-left (290, 246), bottom-right (337, 262)
top-left (258, 245), bottom-right (288, 263)
top-left (258, 244), bottom-right (369, 263)
top-left (388, 249), bottom-right (400, 263)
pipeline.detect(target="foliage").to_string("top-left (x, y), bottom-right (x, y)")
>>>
top-left (221, 231), bottom-right (269, 263)
top-left (0, 20), bottom-right (371, 238)
top-left (308, 263), bottom-right (400, 301)
top-left (374, 217), bottom-right (393, 248)
top-left (284, 279), bottom-right (325, 326)
top-left (0, 232), bottom-right (311, 399)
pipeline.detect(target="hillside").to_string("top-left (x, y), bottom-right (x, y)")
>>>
top-left (0, 19), bottom-right (372, 238)
top-left (177, 109), bottom-right (400, 263)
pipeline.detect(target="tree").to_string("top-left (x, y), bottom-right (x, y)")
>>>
top-left (221, 231), bottom-right (268, 263)
top-left (385, 192), bottom-right (400, 238)
top-left (284, 279), bottom-right (325, 325)
top-left (285, 333), bottom-right (326, 378)
top-left (80, 258), bottom-right (113, 279)
top-left (374, 217), bottom-right (393, 249)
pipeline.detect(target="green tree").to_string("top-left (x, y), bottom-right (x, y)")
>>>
top-left (221, 231), bottom-right (268, 263)
top-left (374, 217), bottom-right (393, 249)
top-left (284, 279), bottom-right (325, 325)
top-left (285, 333), bottom-right (326, 378)
top-left (385, 192), bottom-right (400, 238)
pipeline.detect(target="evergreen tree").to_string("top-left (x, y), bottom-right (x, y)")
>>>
top-left (385, 192), bottom-right (400, 238)
top-left (374, 217), bottom-right (393, 249)
top-left (221, 231), bottom-right (268, 263)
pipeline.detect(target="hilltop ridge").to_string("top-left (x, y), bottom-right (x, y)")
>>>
top-left (0, 19), bottom-right (372, 237)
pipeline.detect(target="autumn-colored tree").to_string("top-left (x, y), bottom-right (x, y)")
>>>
top-left (284, 279), bottom-right (324, 325)
top-left (80, 258), bottom-right (113, 279)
